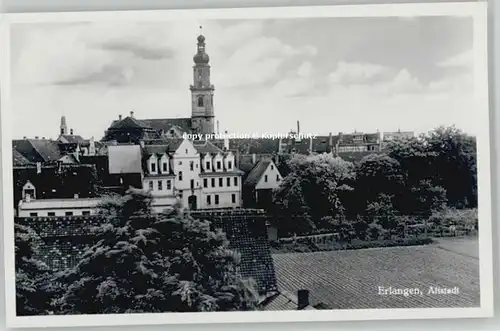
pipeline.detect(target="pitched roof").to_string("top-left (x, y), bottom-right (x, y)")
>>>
top-left (13, 149), bottom-right (31, 166)
top-left (58, 134), bottom-right (85, 144)
top-left (212, 138), bottom-right (280, 154)
top-left (261, 290), bottom-right (316, 311)
top-left (193, 140), bottom-right (222, 154)
top-left (244, 159), bottom-right (272, 187)
top-left (109, 116), bottom-right (152, 130)
top-left (13, 139), bottom-right (62, 163)
top-left (108, 145), bottom-right (142, 174)
top-left (193, 210), bottom-right (278, 295)
top-left (272, 240), bottom-right (479, 309)
top-left (140, 118), bottom-right (192, 133)
top-left (143, 145), bottom-right (170, 157)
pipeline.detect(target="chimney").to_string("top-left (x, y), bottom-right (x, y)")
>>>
top-left (223, 130), bottom-right (229, 151)
top-left (130, 111), bottom-right (134, 118)
top-left (73, 193), bottom-right (79, 199)
top-left (309, 136), bottom-right (313, 154)
top-left (297, 290), bottom-right (309, 310)
top-left (34, 136), bottom-right (39, 139)
top-left (23, 136), bottom-right (27, 140)
top-left (70, 128), bottom-right (74, 135)
top-left (252, 153), bottom-right (256, 164)
top-left (217, 120), bottom-right (220, 134)
top-left (119, 114), bottom-right (123, 120)
top-left (297, 120), bottom-right (300, 134)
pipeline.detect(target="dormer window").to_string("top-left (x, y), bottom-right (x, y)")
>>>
top-left (151, 162), bottom-right (156, 173)
top-left (206, 161), bottom-right (211, 170)
top-left (217, 161), bottom-right (221, 170)
top-left (162, 162), bottom-right (168, 172)
top-left (228, 161), bottom-right (232, 169)
top-left (22, 181), bottom-right (36, 200)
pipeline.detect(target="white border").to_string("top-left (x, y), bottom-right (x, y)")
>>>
top-left (0, 2), bottom-right (493, 328)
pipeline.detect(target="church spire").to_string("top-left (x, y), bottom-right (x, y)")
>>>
top-left (193, 26), bottom-right (210, 65)
top-left (60, 116), bottom-right (68, 135)
top-left (190, 28), bottom-right (215, 134)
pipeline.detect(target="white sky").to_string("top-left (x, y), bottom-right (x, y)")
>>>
top-left (10, 16), bottom-right (477, 140)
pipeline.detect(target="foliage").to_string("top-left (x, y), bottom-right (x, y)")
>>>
top-left (355, 154), bottom-right (404, 208)
top-left (52, 188), bottom-right (259, 314)
top-left (15, 224), bottom-right (53, 316)
top-left (272, 154), bottom-right (355, 235)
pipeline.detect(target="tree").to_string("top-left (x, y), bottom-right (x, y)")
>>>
top-left (272, 154), bottom-right (355, 234)
top-left (365, 194), bottom-right (398, 238)
top-left (15, 224), bottom-right (52, 316)
top-left (410, 179), bottom-right (447, 218)
top-left (53, 188), bottom-right (259, 314)
top-left (426, 126), bottom-right (477, 208)
top-left (356, 154), bottom-right (404, 208)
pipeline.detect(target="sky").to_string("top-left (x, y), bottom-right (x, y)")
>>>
top-left (10, 15), bottom-right (476, 140)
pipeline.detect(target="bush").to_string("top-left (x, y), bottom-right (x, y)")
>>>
top-left (428, 208), bottom-right (478, 236)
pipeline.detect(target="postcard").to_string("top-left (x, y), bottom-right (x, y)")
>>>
top-left (0, 1), bottom-right (492, 328)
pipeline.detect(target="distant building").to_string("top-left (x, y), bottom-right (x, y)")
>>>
top-left (383, 130), bottom-right (415, 142)
top-left (102, 32), bottom-right (216, 143)
top-left (243, 158), bottom-right (283, 210)
top-left (18, 195), bottom-right (101, 217)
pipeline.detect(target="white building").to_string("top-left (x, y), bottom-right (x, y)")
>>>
top-left (17, 195), bottom-right (102, 217)
top-left (243, 158), bottom-right (283, 209)
top-left (142, 138), bottom-right (244, 210)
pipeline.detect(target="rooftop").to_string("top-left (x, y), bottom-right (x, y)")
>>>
top-left (272, 237), bottom-right (479, 309)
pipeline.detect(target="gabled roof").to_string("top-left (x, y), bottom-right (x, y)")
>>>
top-left (143, 145), bottom-right (169, 157)
top-left (13, 149), bottom-right (32, 166)
top-left (13, 139), bottom-right (62, 164)
top-left (58, 134), bottom-right (85, 145)
top-left (109, 116), bottom-right (152, 130)
top-left (244, 159), bottom-right (272, 187)
top-left (140, 118), bottom-right (192, 134)
top-left (212, 138), bottom-right (280, 154)
top-left (194, 140), bottom-right (222, 155)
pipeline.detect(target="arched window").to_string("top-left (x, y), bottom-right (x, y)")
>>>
top-left (197, 96), bottom-right (204, 107)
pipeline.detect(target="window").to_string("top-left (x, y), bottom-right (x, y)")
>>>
top-left (211, 178), bottom-right (215, 187)
top-left (226, 177), bottom-right (231, 187)
top-left (166, 180), bottom-right (172, 190)
top-left (179, 190), bottom-right (183, 198)
top-left (162, 162), bottom-right (168, 172)
top-left (29, 212), bottom-right (38, 217)
top-left (151, 162), bottom-right (156, 173)
top-left (228, 161), bottom-right (232, 169)
top-left (215, 194), bottom-right (219, 205)
top-left (149, 181), bottom-right (154, 190)
top-left (276, 174), bottom-right (280, 181)
top-left (190, 161), bottom-right (194, 171)
top-left (65, 211), bottom-right (73, 216)
top-left (207, 195), bottom-right (211, 205)
top-left (219, 178), bottom-right (223, 187)
top-left (264, 175), bottom-right (268, 182)
top-left (82, 211), bottom-right (91, 216)
top-left (232, 194), bottom-right (236, 204)
top-left (206, 161), bottom-right (211, 170)
top-left (170, 129), bottom-right (174, 135)
top-left (185, 149), bottom-right (188, 154)
top-left (47, 212), bottom-right (55, 216)
top-left (217, 161), bottom-right (221, 170)
top-left (179, 171), bottom-right (183, 181)
top-left (198, 96), bottom-right (204, 107)
top-left (190, 179), bottom-right (195, 189)
top-left (203, 178), bottom-right (208, 188)
top-left (158, 180), bottom-right (163, 190)
top-left (178, 161), bottom-right (182, 165)
top-left (271, 164), bottom-right (274, 170)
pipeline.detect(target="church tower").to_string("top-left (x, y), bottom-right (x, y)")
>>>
top-left (60, 116), bottom-right (68, 135)
top-left (190, 28), bottom-right (215, 135)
